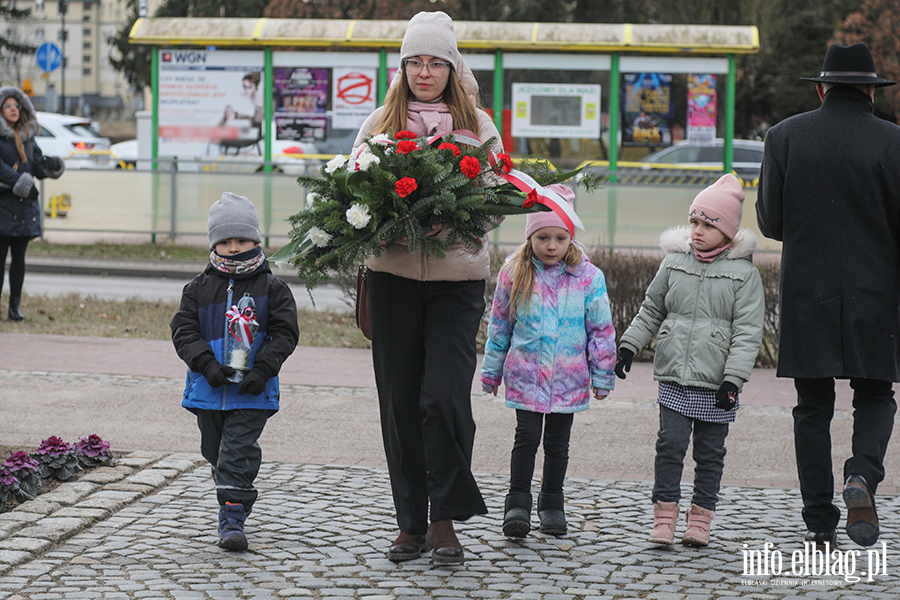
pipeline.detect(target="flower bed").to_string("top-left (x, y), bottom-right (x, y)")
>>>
top-left (0, 435), bottom-right (114, 513)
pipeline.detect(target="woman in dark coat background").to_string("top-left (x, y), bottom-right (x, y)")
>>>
top-left (0, 86), bottom-right (64, 321)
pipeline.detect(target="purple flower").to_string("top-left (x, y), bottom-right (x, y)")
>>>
top-left (4, 451), bottom-right (40, 474)
top-left (76, 435), bottom-right (111, 459)
top-left (0, 468), bottom-right (18, 487)
top-left (34, 436), bottom-right (73, 458)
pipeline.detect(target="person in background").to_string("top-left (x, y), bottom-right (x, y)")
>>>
top-left (0, 86), bottom-right (64, 321)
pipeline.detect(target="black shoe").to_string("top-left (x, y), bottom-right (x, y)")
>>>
top-left (537, 492), bottom-right (567, 536)
top-left (502, 492), bottom-right (532, 539)
top-left (8, 297), bottom-right (23, 321)
top-left (844, 474), bottom-right (879, 546)
top-left (804, 530), bottom-right (837, 551)
top-left (386, 532), bottom-right (432, 562)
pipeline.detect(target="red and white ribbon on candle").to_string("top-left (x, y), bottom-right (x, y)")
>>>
top-left (226, 305), bottom-right (256, 347)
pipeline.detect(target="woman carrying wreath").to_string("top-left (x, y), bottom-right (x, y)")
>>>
top-left (352, 11), bottom-right (502, 565)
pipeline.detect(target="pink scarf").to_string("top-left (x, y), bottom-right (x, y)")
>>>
top-left (406, 101), bottom-right (453, 137)
top-left (693, 242), bottom-right (732, 263)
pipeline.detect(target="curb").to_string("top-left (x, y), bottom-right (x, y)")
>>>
top-left (0, 451), bottom-right (205, 575)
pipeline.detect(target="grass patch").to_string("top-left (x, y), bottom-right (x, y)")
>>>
top-left (0, 293), bottom-right (371, 349)
top-left (27, 240), bottom-right (212, 261)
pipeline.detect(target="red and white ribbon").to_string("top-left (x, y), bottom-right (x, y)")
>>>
top-left (226, 305), bottom-right (256, 347)
top-left (428, 129), bottom-right (584, 233)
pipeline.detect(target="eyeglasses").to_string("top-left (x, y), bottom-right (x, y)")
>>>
top-left (404, 59), bottom-right (451, 75)
top-left (1, 102), bottom-right (20, 111)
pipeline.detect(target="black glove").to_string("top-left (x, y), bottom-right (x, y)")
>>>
top-left (42, 156), bottom-right (64, 172)
top-left (615, 348), bottom-right (634, 379)
top-left (27, 186), bottom-right (39, 200)
top-left (201, 358), bottom-right (236, 388)
top-left (715, 381), bottom-right (739, 410)
top-left (238, 369), bottom-right (268, 396)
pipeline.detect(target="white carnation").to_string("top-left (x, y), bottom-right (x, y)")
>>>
top-left (324, 155), bottom-right (348, 174)
top-left (307, 226), bottom-right (332, 248)
top-left (355, 152), bottom-right (380, 171)
top-left (345, 203), bottom-right (371, 229)
top-left (305, 192), bottom-right (319, 210)
top-left (368, 134), bottom-right (391, 144)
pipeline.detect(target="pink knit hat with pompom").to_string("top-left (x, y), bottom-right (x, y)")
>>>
top-left (688, 173), bottom-right (745, 239)
top-left (525, 184), bottom-right (577, 239)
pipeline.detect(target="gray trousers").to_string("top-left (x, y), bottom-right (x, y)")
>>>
top-left (652, 405), bottom-right (729, 511)
top-left (196, 408), bottom-right (269, 513)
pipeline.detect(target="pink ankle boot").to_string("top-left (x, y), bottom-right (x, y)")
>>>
top-left (649, 501), bottom-right (679, 545)
top-left (682, 504), bottom-right (715, 546)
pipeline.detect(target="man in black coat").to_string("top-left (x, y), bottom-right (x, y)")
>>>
top-left (757, 43), bottom-right (900, 549)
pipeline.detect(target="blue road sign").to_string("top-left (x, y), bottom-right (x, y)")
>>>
top-left (36, 42), bottom-right (62, 73)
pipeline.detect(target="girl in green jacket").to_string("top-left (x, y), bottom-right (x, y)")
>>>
top-left (615, 174), bottom-right (765, 547)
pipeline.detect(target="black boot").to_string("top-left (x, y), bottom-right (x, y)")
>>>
top-left (502, 492), bottom-right (532, 538)
top-left (537, 492), bottom-right (567, 536)
top-left (8, 296), bottom-right (23, 321)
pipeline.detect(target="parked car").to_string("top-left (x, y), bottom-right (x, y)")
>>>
top-left (110, 139), bottom-right (137, 168)
top-left (34, 112), bottom-right (117, 170)
top-left (637, 138), bottom-right (765, 179)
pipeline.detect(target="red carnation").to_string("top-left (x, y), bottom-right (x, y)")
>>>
top-left (459, 155), bottom-right (482, 179)
top-left (439, 143), bottom-right (461, 157)
top-left (395, 177), bottom-right (418, 198)
top-left (397, 140), bottom-right (419, 154)
top-left (395, 130), bottom-right (417, 140)
top-left (499, 153), bottom-right (513, 173)
top-left (523, 189), bottom-right (539, 209)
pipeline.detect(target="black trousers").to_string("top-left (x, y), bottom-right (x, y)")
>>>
top-left (368, 271), bottom-right (487, 534)
top-left (509, 409), bottom-right (574, 497)
top-left (196, 408), bottom-right (269, 513)
top-left (0, 235), bottom-right (29, 300)
top-left (793, 377), bottom-right (896, 532)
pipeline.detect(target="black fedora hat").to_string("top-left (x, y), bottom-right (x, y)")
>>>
top-left (800, 42), bottom-right (896, 87)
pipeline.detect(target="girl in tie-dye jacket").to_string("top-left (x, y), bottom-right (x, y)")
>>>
top-left (481, 184), bottom-right (616, 540)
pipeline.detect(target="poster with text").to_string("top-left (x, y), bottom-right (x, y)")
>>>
top-left (332, 67), bottom-right (377, 130)
top-left (274, 67), bottom-right (329, 142)
top-left (687, 74), bottom-right (717, 146)
top-left (510, 83), bottom-right (600, 138)
top-left (157, 49), bottom-right (265, 158)
top-left (621, 73), bottom-right (673, 147)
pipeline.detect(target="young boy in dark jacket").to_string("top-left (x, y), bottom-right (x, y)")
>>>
top-left (171, 192), bottom-right (299, 551)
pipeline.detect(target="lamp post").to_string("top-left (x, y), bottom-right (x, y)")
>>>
top-left (58, 0), bottom-right (66, 114)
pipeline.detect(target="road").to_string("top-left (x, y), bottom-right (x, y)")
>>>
top-left (10, 272), bottom-right (350, 311)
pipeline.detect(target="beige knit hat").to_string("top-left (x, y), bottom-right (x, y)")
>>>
top-left (400, 11), bottom-right (459, 72)
top-left (688, 173), bottom-right (745, 239)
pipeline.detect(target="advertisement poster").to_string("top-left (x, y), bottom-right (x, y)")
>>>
top-left (157, 49), bottom-right (265, 158)
top-left (621, 73), bottom-right (673, 147)
top-left (274, 67), bottom-right (328, 142)
top-left (510, 83), bottom-right (600, 138)
top-left (687, 74), bottom-right (717, 146)
top-left (332, 67), bottom-right (377, 130)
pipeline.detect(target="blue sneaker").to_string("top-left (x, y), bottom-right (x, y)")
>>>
top-left (218, 502), bottom-right (248, 551)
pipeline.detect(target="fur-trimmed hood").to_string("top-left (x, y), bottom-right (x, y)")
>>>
top-left (659, 225), bottom-right (757, 260)
top-left (0, 87), bottom-right (39, 140)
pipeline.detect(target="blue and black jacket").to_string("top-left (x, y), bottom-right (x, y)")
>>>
top-left (170, 261), bottom-right (299, 414)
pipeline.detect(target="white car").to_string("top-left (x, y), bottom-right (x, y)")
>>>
top-left (34, 111), bottom-right (117, 170)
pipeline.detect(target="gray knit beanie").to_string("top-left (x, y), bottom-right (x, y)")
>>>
top-left (208, 192), bottom-right (262, 249)
top-left (400, 11), bottom-right (459, 72)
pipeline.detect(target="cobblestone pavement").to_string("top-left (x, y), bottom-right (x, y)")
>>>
top-left (2, 460), bottom-right (900, 599)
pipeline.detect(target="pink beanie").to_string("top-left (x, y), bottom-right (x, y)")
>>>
top-left (525, 184), bottom-right (577, 239)
top-left (688, 173), bottom-right (745, 239)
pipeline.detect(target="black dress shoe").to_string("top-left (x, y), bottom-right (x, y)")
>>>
top-left (386, 532), bottom-right (432, 562)
top-left (804, 530), bottom-right (837, 550)
top-left (844, 474), bottom-right (879, 546)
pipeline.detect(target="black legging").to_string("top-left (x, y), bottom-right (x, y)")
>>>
top-left (0, 235), bottom-right (29, 300)
top-left (509, 409), bottom-right (575, 496)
